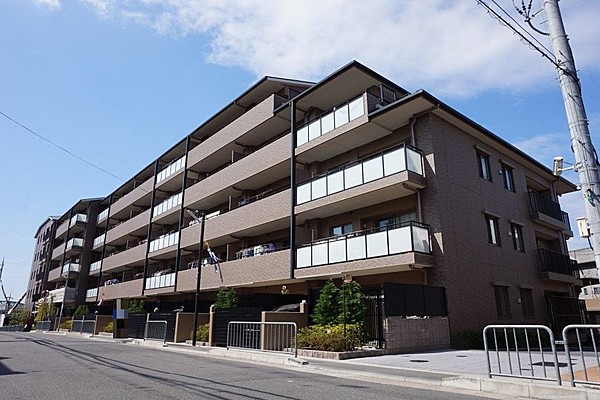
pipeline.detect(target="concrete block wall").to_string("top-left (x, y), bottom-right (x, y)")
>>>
top-left (384, 316), bottom-right (450, 351)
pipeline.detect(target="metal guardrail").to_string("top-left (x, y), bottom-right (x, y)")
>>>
top-left (562, 324), bottom-right (600, 387)
top-left (483, 325), bottom-right (561, 385)
top-left (144, 320), bottom-right (168, 343)
top-left (227, 321), bottom-right (297, 357)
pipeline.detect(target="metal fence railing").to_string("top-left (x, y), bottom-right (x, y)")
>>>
top-left (0, 325), bottom-right (23, 332)
top-left (483, 325), bottom-right (561, 385)
top-left (36, 320), bottom-right (52, 331)
top-left (227, 321), bottom-right (297, 357)
top-left (71, 318), bottom-right (96, 335)
top-left (562, 324), bottom-right (600, 387)
top-left (144, 320), bottom-right (167, 343)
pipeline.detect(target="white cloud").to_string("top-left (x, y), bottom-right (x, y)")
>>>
top-left (513, 132), bottom-right (571, 166)
top-left (70, 0), bottom-right (600, 98)
top-left (33, 0), bottom-right (61, 11)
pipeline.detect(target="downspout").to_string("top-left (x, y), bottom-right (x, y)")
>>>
top-left (289, 100), bottom-right (297, 279)
top-left (410, 116), bottom-right (422, 223)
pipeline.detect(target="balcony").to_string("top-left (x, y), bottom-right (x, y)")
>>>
top-left (48, 287), bottom-right (76, 303)
top-left (145, 272), bottom-right (175, 291)
top-left (98, 278), bottom-right (143, 300)
top-left (55, 219), bottom-right (69, 239)
top-left (65, 238), bottom-right (84, 254)
top-left (51, 244), bottom-right (65, 261)
top-left (296, 221), bottom-right (432, 270)
top-left (156, 155), bottom-right (186, 189)
top-left (528, 191), bottom-right (571, 234)
top-left (47, 266), bottom-right (63, 283)
top-left (105, 209), bottom-right (151, 246)
top-left (70, 213), bottom-right (87, 228)
top-left (89, 260), bottom-right (102, 274)
top-left (176, 249), bottom-right (291, 292)
top-left (102, 244), bottom-right (146, 273)
top-left (110, 177), bottom-right (153, 219)
top-left (149, 231), bottom-right (179, 254)
top-left (85, 287), bottom-right (98, 299)
top-left (152, 192), bottom-right (183, 221)
top-left (97, 208), bottom-right (109, 224)
top-left (297, 144), bottom-right (424, 206)
top-left (61, 262), bottom-right (80, 277)
top-left (93, 233), bottom-right (105, 249)
top-left (538, 248), bottom-right (581, 284)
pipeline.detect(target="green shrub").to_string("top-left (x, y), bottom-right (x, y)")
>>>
top-left (74, 305), bottom-right (89, 316)
top-left (337, 280), bottom-right (365, 326)
top-left (9, 310), bottom-right (28, 326)
top-left (297, 324), bottom-right (365, 352)
top-left (103, 322), bottom-right (114, 333)
top-left (189, 323), bottom-right (210, 342)
top-left (127, 299), bottom-right (145, 313)
top-left (60, 319), bottom-right (73, 330)
top-left (214, 288), bottom-right (238, 310)
top-left (312, 280), bottom-right (341, 325)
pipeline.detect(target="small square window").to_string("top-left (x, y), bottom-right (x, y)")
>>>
top-left (477, 152), bottom-right (492, 181)
top-left (485, 215), bottom-right (501, 246)
top-left (494, 286), bottom-right (511, 319)
top-left (502, 164), bottom-right (515, 192)
top-left (520, 288), bottom-right (535, 319)
top-left (511, 223), bottom-right (525, 252)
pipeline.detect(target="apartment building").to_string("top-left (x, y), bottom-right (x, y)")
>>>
top-left (24, 217), bottom-right (58, 311)
top-left (29, 61), bottom-right (581, 337)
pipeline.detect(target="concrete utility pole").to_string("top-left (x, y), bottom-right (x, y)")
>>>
top-left (543, 0), bottom-right (600, 275)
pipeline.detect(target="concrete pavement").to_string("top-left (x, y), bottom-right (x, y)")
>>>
top-left (50, 331), bottom-right (600, 400)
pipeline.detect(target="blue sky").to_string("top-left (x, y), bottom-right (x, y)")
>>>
top-left (1, 0), bottom-right (599, 298)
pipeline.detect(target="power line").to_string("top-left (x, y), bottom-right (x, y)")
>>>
top-left (0, 110), bottom-right (125, 183)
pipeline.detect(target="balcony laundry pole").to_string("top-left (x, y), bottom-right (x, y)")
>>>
top-left (543, 0), bottom-right (600, 275)
top-left (186, 209), bottom-right (206, 347)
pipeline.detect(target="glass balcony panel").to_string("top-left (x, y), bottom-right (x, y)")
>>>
top-left (159, 275), bottom-right (166, 287)
top-left (334, 105), bottom-right (349, 128)
top-left (406, 148), bottom-right (423, 175)
top-left (297, 246), bottom-right (312, 268)
top-left (344, 164), bottom-right (363, 189)
top-left (312, 242), bottom-right (329, 266)
top-left (366, 231), bottom-right (388, 258)
top-left (347, 236), bottom-right (366, 260)
top-left (321, 112), bottom-right (334, 134)
top-left (363, 157), bottom-right (384, 183)
top-left (383, 148), bottom-right (405, 175)
top-left (412, 225), bottom-right (430, 253)
top-left (308, 120), bottom-right (321, 141)
top-left (348, 97), bottom-right (364, 121)
top-left (327, 171), bottom-right (344, 195)
top-left (297, 126), bottom-right (309, 147)
top-left (388, 226), bottom-right (412, 254)
top-left (312, 176), bottom-right (327, 200)
top-left (167, 197), bottom-right (173, 209)
top-left (328, 238), bottom-right (347, 263)
top-left (298, 185), bottom-right (312, 204)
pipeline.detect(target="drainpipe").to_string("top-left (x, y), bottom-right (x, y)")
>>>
top-left (410, 117), bottom-right (423, 223)
top-left (289, 100), bottom-right (297, 279)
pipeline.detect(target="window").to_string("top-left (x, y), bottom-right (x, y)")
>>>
top-left (477, 151), bottom-right (492, 181)
top-left (520, 288), bottom-right (535, 319)
top-left (511, 223), bottom-right (524, 252)
top-left (494, 286), bottom-right (511, 319)
top-left (330, 223), bottom-right (352, 236)
top-left (501, 164), bottom-right (515, 192)
top-left (376, 212), bottom-right (417, 231)
top-left (485, 215), bottom-right (501, 246)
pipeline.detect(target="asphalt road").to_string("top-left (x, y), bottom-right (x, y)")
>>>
top-left (1, 332), bottom-right (510, 400)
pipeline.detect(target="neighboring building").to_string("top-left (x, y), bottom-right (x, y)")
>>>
top-left (570, 247), bottom-right (598, 286)
top-left (24, 217), bottom-right (59, 311)
top-left (28, 61), bottom-right (581, 339)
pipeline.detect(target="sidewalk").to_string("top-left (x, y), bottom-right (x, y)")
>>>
top-left (62, 331), bottom-right (600, 400)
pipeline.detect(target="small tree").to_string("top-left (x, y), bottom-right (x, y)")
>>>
top-left (312, 280), bottom-right (341, 325)
top-left (337, 280), bottom-right (365, 326)
top-left (35, 295), bottom-right (56, 322)
top-left (9, 310), bottom-right (28, 326)
top-left (74, 305), bottom-right (89, 316)
top-left (214, 288), bottom-right (238, 309)
top-left (127, 299), bottom-right (145, 313)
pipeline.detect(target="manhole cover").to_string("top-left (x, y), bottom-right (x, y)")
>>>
top-left (409, 359), bottom-right (429, 363)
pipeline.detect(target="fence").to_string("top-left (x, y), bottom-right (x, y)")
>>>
top-left (562, 324), bottom-right (600, 387)
top-left (227, 321), bottom-right (297, 357)
top-left (71, 318), bottom-right (96, 335)
top-left (0, 325), bottom-right (22, 332)
top-left (483, 325), bottom-right (562, 385)
top-left (144, 320), bottom-right (168, 343)
top-left (36, 320), bottom-right (52, 331)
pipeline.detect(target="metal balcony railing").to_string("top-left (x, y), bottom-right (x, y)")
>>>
top-left (528, 191), bottom-right (569, 225)
top-left (297, 221), bottom-right (431, 268)
top-left (538, 248), bottom-right (579, 278)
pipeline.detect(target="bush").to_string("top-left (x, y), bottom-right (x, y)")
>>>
top-left (103, 322), bottom-right (114, 333)
top-left (127, 299), bottom-right (145, 313)
top-left (74, 305), bottom-right (89, 316)
top-left (214, 288), bottom-right (238, 309)
top-left (297, 324), bottom-right (365, 352)
top-left (9, 310), bottom-right (28, 326)
top-left (60, 319), bottom-right (73, 330)
top-left (189, 323), bottom-right (210, 342)
top-left (312, 280), bottom-right (341, 325)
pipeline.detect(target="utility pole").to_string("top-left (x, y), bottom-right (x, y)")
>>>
top-left (543, 0), bottom-right (600, 275)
